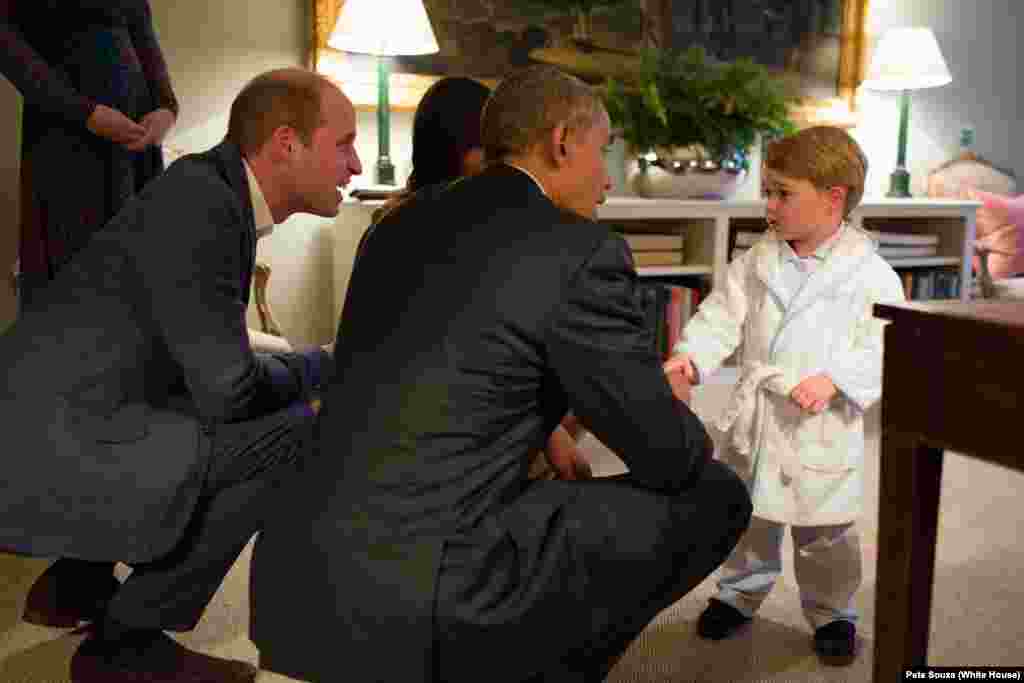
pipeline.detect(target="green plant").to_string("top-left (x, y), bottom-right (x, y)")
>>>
top-left (604, 46), bottom-right (798, 168)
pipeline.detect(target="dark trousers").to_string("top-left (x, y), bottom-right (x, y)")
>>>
top-left (87, 401), bottom-right (317, 633)
top-left (435, 459), bottom-right (753, 683)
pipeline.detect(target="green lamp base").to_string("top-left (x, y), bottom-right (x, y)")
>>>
top-left (886, 167), bottom-right (911, 198)
top-left (376, 156), bottom-right (395, 186)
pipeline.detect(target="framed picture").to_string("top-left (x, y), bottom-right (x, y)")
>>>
top-left (646, 0), bottom-right (870, 125)
top-left (311, 0), bottom-right (869, 124)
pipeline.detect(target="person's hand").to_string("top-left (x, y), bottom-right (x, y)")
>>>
top-left (321, 340), bottom-right (335, 357)
top-left (86, 104), bottom-right (147, 147)
top-left (545, 426), bottom-right (592, 480)
top-left (663, 352), bottom-right (696, 383)
top-left (663, 352), bottom-right (695, 403)
top-left (665, 365), bottom-right (692, 404)
top-left (790, 373), bottom-right (837, 413)
top-left (248, 328), bottom-right (293, 353)
top-left (125, 108), bottom-right (177, 152)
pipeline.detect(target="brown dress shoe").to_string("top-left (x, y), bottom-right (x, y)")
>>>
top-left (71, 629), bottom-right (258, 683)
top-left (23, 558), bottom-right (121, 628)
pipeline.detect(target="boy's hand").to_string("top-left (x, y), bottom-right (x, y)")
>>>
top-left (663, 352), bottom-right (696, 383)
top-left (791, 374), bottom-right (837, 413)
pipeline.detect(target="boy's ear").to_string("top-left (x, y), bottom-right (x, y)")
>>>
top-left (827, 185), bottom-right (847, 213)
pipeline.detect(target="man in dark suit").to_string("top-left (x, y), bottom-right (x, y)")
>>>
top-left (252, 65), bottom-right (752, 682)
top-left (0, 67), bottom-right (362, 683)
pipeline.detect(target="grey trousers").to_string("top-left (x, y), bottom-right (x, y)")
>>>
top-left (716, 516), bottom-right (862, 629)
top-left (101, 401), bottom-right (317, 633)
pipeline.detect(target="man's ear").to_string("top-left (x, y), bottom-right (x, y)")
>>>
top-left (550, 124), bottom-right (570, 166)
top-left (269, 126), bottom-right (300, 161)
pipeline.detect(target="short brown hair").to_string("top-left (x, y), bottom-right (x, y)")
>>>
top-left (481, 65), bottom-right (603, 163)
top-left (764, 126), bottom-right (868, 218)
top-left (226, 68), bottom-right (337, 156)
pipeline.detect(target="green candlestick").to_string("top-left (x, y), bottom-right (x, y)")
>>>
top-left (887, 89), bottom-right (912, 198)
top-left (376, 55), bottom-right (395, 185)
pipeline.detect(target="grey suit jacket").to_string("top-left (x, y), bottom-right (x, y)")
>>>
top-left (252, 165), bottom-right (711, 682)
top-left (0, 141), bottom-right (330, 563)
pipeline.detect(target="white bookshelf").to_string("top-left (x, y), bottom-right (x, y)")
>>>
top-left (596, 196), bottom-right (980, 302)
top-left (330, 197), bottom-right (980, 323)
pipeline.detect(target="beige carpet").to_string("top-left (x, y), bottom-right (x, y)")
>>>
top-left (3, 388), bottom-right (1023, 681)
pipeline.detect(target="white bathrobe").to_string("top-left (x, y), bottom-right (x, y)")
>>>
top-left (678, 224), bottom-right (905, 526)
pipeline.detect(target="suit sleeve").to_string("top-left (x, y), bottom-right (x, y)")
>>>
top-left (544, 233), bottom-right (713, 494)
top-left (131, 169), bottom-right (325, 424)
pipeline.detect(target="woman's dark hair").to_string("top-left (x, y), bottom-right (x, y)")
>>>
top-left (407, 77), bottom-right (491, 192)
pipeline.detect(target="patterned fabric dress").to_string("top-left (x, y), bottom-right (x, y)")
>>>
top-left (0, 0), bottom-right (178, 308)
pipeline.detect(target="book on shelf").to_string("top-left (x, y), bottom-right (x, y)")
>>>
top-left (878, 245), bottom-right (939, 259)
top-left (622, 233), bottom-right (680, 251)
top-left (868, 231), bottom-right (940, 246)
top-left (733, 231), bottom-right (765, 248)
top-left (633, 250), bottom-right (685, 267)
top-left (637, 283), bottom-right (703, 360)
top-left (901, 271), bottom-right (913, 300)
top-left (899, 268), bottom-right (961, 301)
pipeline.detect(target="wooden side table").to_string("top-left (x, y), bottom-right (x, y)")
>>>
top-left (872, 300), bottom-right (1024, 680)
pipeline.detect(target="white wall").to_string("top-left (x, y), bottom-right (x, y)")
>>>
top-left (851, 0), bottom-right (1023, 197)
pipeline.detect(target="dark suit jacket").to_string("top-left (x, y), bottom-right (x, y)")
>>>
top-left (0, 141), bottom-right (329, 563)
top-left (252, 165), bottom-right (712, 682)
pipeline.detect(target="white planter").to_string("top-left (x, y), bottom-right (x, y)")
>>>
top-left (630, 163), bottom-right (749, 200)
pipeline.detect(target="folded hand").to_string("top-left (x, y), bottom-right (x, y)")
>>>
top-left (86, 104), bottom-right (146, 147)
top-left (124, 108), bottom-right (177, 152)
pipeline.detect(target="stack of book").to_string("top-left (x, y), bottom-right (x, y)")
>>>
top-left (622, 232), bottom-right (684, 267)
top-left (869, 231), bottom-right (940, 261)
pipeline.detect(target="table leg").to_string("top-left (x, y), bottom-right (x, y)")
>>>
top-left (873, 430), bottom-right (944, 681)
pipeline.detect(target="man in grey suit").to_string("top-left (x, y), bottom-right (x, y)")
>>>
top-left (252, 65), bottom-right (752, 682)
top-left (0, 67), bottom-right (362, 683)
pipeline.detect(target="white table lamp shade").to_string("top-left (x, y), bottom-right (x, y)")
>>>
top-left (861, 27), bottom-right (952, 91)
top-left (328, 0), bottom-right (439, 56)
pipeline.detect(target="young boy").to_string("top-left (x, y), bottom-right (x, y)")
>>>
top-left (664, 126), bottom-right (905, 658)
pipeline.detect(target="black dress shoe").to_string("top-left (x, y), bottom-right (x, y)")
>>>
top-left (23, 558), bottom-right (121, 628)
top-left (696, 598), bottom-right (752, 640)
top-left (814, 619), bottom-right (857, 659)
top-left (71, 629), bottom-right (258, 683)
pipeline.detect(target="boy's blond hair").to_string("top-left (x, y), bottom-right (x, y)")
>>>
top-left (764, 126), bottom-right (868, 219)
